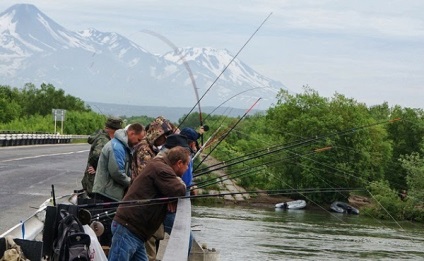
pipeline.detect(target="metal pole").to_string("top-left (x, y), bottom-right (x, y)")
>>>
top-left (61, 110), bottom-right (64, 134)
top-left (54, 110), bottom-right (57, 134)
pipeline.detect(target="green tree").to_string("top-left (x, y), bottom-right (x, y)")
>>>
top-left (385, 106), bottom-right (424, 189)
top-left (400, 148), bottom-right (424, 206)
top-left (20, 83), bottom-right (90, 116)
top-left (0, 85), bottom-right (22, 123)
top-left (265, 87), bottom-right (392, 202)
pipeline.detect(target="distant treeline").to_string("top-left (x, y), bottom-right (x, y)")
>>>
top-left (0, 83), bottom-right (106, 133)
top-left (1, 83), bottom-right (424, 221)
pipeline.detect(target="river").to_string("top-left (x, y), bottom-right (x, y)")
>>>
top-left (191, 204), bottom-right (424, 261)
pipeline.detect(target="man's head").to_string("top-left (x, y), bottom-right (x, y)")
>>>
top-left (105, 117), bottom-right (123, 138)
top-left (146, 116), bottom-right (176, 147)
top-left (167, 146), bottom-right (190, 177)
top-left (126, 123), bottom-right (145, 147)
top-left (180, 127), bottom-right (200, 152)
top-left (163, 134), bottom-right (190, 151)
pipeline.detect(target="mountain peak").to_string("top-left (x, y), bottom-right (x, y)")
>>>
top-left (0, 3), bottom-right (91, 54)
top-left (4, 3), bottom-right (40, 13)
top-left (0, 4), bottom-right (283, 108)
top-left (1, 3), bottom-right (50, 31)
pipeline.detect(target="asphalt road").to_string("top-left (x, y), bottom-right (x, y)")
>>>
top-left (0, 143), bottom-right (89, 233)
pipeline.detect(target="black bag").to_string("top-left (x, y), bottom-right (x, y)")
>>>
top-left (52, 209), bottom-right (91, 261)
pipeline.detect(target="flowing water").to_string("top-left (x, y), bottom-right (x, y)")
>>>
top-left (191, 205), bottom-right (424, 261)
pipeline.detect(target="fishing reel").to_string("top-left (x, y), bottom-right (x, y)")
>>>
top-left (78, 208), bottom-right (105, 237)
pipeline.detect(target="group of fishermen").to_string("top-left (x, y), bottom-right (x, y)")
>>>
top-left (81, 116), bottom-right (204, 261)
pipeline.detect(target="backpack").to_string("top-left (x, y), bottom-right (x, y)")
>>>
top-left (52, 209), bottom-right (91, 261)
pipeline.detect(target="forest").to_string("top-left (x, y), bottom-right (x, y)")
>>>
top-left (1, 83), bottom-right (423, 221)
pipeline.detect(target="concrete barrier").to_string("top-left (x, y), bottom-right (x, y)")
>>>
top-left (0, 131), bottom-right (88, 147)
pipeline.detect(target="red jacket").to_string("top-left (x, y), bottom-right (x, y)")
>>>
top-left (113, 154), bottom-right (186, 241)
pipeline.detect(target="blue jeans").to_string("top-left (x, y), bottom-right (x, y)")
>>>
top-left (109, 220), bottom-right (148, 261)
top-left (164, 211), bottom-right (193, 255)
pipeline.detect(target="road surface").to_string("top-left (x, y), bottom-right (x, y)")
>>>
top-left (0, 144), bottom-right (89, 233)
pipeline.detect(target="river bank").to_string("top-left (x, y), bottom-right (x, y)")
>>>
top-left (195, 154), bottom-right (372, 211)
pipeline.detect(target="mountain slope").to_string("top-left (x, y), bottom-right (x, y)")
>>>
top-left (0, 4), bottom-right (284, 108)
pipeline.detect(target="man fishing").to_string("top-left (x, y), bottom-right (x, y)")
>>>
top-left (92, 123), bottom-right (145, 200)
top-left (108, 146), bottom-right (189, 261)
top-left (130, 116), bottom-right (177, 260)
top-left (81, 116), bottom-right (122, 193)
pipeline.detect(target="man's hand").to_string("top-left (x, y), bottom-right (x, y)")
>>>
top-left (190, 185), bottom-right (198, 196)
top-left (198, 127), bottom-right (205, 135)
top-left (167, 202), bottom-right (178, 213)
top-left (87, 166), bottom-right (96, 175)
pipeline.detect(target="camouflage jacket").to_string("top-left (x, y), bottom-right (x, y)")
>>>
top-left (87, 129), bottom-right (111, 169)
top-left (131, 139), bottom-right (157, 180)
top-left (81, 129), bottom-right (111, 192)
top-left (131, 116), bottom-right (178, 181)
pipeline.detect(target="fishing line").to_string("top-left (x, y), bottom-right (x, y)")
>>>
top-left (139, 29), bottom-right (204, 129)
top-left (202, 87), bottom-right (263, 122)
top-left (194, 138), bottom-right (330, 178)
top-left (194, 118), bottom-right (401, 174)
top-left (282, 148), bottom-right (408, 230)
top-left (193, 146), bottom-right (332, 189)
top-left (194, 98), bottom-right (262, 169)
top-left (177, 12), bottom-right (273, 129)
top-left (80, 188), bottom-right (365, 215)
top-left (277, 179), bottom-right (349, 223)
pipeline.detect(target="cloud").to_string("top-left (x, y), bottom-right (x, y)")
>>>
top-left (0, 0), bottom-right (423, 109)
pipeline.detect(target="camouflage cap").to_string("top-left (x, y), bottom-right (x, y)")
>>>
top-left (105, 117), bottom-right (123, 130)
top-left (146, 116), bottom-right (175, 143)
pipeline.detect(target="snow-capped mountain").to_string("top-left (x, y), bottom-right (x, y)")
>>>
top-left (0, 4), bottom-right (284, 108)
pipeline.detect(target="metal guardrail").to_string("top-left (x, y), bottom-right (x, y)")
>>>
top-left (0, 132), bottom-right (88, 147)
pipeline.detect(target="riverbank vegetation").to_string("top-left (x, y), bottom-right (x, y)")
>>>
top-left (1, 83), bottom-right (423, 222)
top-left (187, 86), bottom-right (424, 222)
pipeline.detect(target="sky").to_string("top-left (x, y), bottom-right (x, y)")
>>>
top-left (1, 0), bottom-right (423, 109)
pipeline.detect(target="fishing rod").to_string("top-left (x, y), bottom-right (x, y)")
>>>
top-left (140, 30), bottom-right (203, 126)
top-left (85, 186), bottom-right (364, 222)
top-left (79, 187), bottom-right (365, 211)
top-left (194, 165), bottom-right (267, 190)
top-left (202, 87), bottom-right (262, 123)
top-left (192, 108), bottom-right (237, 160)
top-left (194, 117), bottom-right (402, 174)
top-left (192, 126), bottom-right (222, 161)
top-left (177, 12), bottom-right (272, 130)
top-left (193, 132), bottom-right (330, 178)
top-left (193, 147), bottom-right (332, 190)
top-left (194, 97), bottom-right (262, 170)
top-left (279, 154), bottom-right (407, 229)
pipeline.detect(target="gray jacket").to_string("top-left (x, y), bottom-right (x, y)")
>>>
top-left (92, 129), bottom-right (132, 200)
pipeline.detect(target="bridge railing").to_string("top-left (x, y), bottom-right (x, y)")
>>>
top-left (162, 198), bottom-right (192, 261)
top-left (0, 131), bottom-right (88, 147)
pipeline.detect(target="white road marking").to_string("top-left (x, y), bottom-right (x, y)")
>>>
top-left (0, 150), bottom-right (89, 163)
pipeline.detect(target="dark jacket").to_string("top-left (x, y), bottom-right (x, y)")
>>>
top-left (81, 129), bottom-right (111, 193)
top-left (113, 154), bottom-right (186, 241)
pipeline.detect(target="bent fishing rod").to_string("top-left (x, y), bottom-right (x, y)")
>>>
top-left (140, 29), bottom-right (202, 124)
top-left (194, 117), bottom-right (402, 174)
top-left (194, 97), bottom-right (262, 170)
top-left (177, 12), bottom-right (272, 130)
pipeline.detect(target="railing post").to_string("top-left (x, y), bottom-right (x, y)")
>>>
top-left (162, 198), bottom-right (191, 261)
